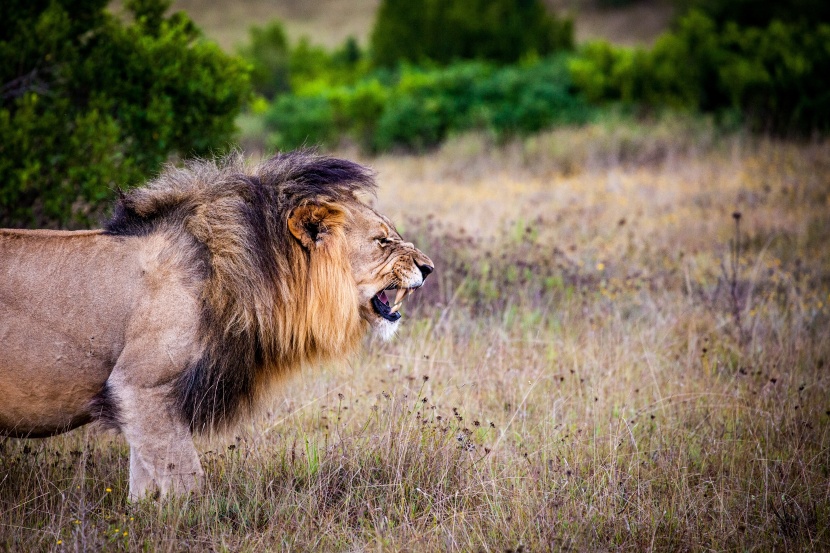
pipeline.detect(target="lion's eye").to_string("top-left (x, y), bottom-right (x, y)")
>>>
top-left (375, 237), bottom-right (390, 247)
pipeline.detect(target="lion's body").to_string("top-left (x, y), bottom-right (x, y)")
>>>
top-left (1, 227), bottom-right (207, 496)
top-left (0, 230), bottom-right (148, 436)
top-left (0, 152), bottom-right (433, 500)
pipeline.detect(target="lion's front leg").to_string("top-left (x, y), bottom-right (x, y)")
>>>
top-left (107, 290), bottom-right (204, 501)
top-left (111, 381), bottom-right (203, 501)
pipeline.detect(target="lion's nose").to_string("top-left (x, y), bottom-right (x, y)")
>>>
top-left (417, 262), bottom-right (434, 279)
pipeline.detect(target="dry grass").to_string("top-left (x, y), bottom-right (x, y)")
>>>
top-left (2, 122), bottom-right (829, 551)
top-left (172, 0), bottom-right (380, 50)
top-left (545, 0), bottom-right (674, 45)
top-left (109, 0), bottom-right (381, 50)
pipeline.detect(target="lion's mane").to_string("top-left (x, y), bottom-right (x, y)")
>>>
top-left (105, 151), bottom-right (376, 432)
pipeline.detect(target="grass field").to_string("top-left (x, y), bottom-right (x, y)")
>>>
top-left (1, 119), bottom-right (828, 551)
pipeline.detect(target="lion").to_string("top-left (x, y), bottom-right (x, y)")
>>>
top-left (0, 151), bottom-right (433, 500)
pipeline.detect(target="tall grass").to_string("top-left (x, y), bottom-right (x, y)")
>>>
top-left (1, 124), bottom-right (828, 551)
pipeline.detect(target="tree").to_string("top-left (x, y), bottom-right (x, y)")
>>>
top-left (0, 0), bottom-right (250, 228)
top-left (370, 0), bottom-right (573, 67)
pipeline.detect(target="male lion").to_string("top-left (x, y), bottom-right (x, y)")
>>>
top-left (0, 151), bottom-right (433, 500)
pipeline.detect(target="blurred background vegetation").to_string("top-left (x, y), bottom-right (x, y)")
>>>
top-left (0, 0), bottom-right (249, 227)
top-left (2, 0), bottom-right (829, 227)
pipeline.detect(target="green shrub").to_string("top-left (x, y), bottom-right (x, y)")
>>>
top-left (639, 11), bottom-right (724, 109)
top-left (370, 0), bottom-right (573, 67)
top-left (374, 95), bottom-right (448, 151)
top-left (332, 37), bottom-right (363, 68)
top-left (264, 95), bottom-right (336, 151)
top-left (375, 63), bottom-right (494, 150)
top-left (473, 58), bottom-right (593, 135)
top-left (570, 11), bottom-right (830, 133)
top-left (238, 18), bottom-right (372, 101)
top-left (0, 0), bottom-right (250, 228)
top-left (238, 21), bottom-right (290, 99)
top-left (330, 79), bottom-right (389, 145)
top-left (262, 56), bottom-right (595, 153)
top-left (568, 42), bottom-right (622, 104)
top-left (675, 0), bottom-right (830, 27)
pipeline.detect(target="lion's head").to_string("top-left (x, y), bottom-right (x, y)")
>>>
top-left (289, 200), bottom-right (433, 342)
top-left (105, 150), bottom-right (433, 431)
top-left (349, 204), bottom-right (433, 340)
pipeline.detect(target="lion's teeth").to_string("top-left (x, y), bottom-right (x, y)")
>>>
top-left (389, 288), bottom-right (407, 314)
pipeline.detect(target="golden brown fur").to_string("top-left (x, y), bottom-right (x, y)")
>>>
top-left (0, 150), bottom-right (433, 499)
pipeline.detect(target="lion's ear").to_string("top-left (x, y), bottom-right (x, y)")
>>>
top-left (288, 203), bottom-right (344, 249)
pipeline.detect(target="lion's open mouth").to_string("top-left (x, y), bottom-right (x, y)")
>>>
top-left (371, 287), bottom-right (414, 322)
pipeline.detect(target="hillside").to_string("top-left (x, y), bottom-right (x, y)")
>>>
top-left (147, 0), bottom-right (674, 50)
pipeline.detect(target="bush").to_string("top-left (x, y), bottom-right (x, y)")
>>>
top-left (330, 79), bottom-right (389, 145)
top-left (261, 56), bottom-right (595, 153)
top-left (370, 0), bottom-right (573, 67)
top-left (0, 0), bottom-right (250, 228)
top-left (570, 11), bottom-right (830, 133)
top-left (374, 63), bottom-right (494, 150)
top-left (374, 95), bottom-right (448, 151)
top-left (675, 0), bottom-right (830, 27)
top-left (265, 95), bottom-right (336, 151)
top-left (473, 58), bottom-right (593, 135)
top-left (288, 37), bottom-right (369, 91)
top-left (238, 21), bottom-right (290, 99)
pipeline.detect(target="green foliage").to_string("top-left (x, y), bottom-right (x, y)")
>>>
top-left (570, 11), bottom-right (830, 133)
top-left (330, 79), bottom-right (390, 146)
top-left (0, 0), bottom-right (250, 228)
top-left (568, 41), bottom-right (642, 104)
top-left (265, 95), bottom-right (335, 151)
top-left (288, 37), bottom-right (369, 90)
top-left (239, 21), bottom-right (373, 107)
top-left (370, 0), bottom-right (573, 67)
top-left (238, 21), bottom-right (290, 99)
top-left (374, 63), bottom-right (493, 151)
top-left (675, 0), bottom-right (830, 27)
top-left (251, 3), bottom-right (830, 155)
top-left (473, 59), bottom-right (593, 135)
top-left (238, 21), bottom-right (371, 101)
top-left (262, 57), bottom-right (595, 153)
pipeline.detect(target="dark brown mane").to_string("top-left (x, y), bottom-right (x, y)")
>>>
top-left (105, 150), bottom-right (376, 432)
